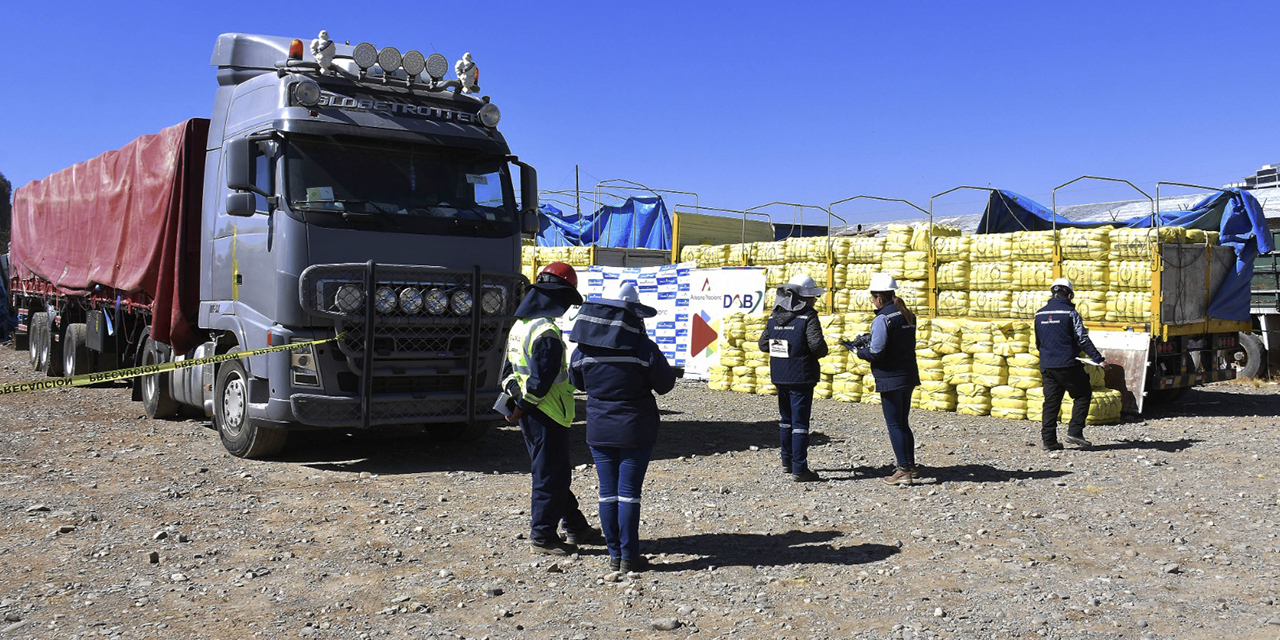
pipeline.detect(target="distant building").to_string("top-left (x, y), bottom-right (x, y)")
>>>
top-left (1227, 163), bottom-right (1280, 190)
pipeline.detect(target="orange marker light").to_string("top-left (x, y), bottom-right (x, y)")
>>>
top-left (289, 39), bottom-right (304, 60)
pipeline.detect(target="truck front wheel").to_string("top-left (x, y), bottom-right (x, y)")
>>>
top-left (1234, 332), bottom-right (1265, 379)
top-left (215, 355), bottom-right (286, 459)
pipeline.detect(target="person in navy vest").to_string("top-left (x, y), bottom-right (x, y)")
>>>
top-left (569, 280), bottom-right (676, 574)
top-left (854, 273), bottom-right (921, 486)
top-left (1034, 278), bottom-right (1106, 450)
top-left (759, 273), bottom-right (827, 482)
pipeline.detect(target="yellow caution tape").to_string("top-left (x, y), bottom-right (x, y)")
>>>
top-left (0, 333), bottom-right (345, 396)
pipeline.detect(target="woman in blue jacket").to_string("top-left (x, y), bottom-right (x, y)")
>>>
top-left (855, 273), bottom-right (921, 486)
top-left (569, 281), bottom-right (676, 573)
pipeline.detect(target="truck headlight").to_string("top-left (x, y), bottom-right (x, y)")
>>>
top-left (399, 287), bottom-right (424, 314)
top-left (450, 289), bottom-right (473, 315)
top-left (374, 286), bottom-right (398, 314)
top-left (478, 103), bottom-right (501, 128)
top-left (424, 288), bottom-right (449, 315)
top-left (292, 79), bottom-right (321, 107)
top-left (481, 287), bottom-right (505, 315)
top-left (335, 284), bottom-right (364, 314)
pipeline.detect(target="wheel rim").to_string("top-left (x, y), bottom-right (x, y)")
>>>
top-left (64, 344), bottom-right (75, 376)
top-left (221, 371), bottom-right (247, 438)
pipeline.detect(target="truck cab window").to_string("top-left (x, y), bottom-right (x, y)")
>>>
top-left (252, 144), bottom-right (272, 212)
top-left (282, 135), bottom-right (517, 238)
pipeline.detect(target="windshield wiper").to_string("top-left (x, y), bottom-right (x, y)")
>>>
top-left (292, 199), bottom-right (401, 229)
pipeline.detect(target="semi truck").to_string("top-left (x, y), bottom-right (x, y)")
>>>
top-left (8, 33), bottom-right (538, 458)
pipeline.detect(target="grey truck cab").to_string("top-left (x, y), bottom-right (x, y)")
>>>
top-left (174, 33), bottom-right (536, 457)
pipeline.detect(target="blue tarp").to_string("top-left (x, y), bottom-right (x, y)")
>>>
top-left (975, 188), bottom-right (1274, 322)
top-left (536, 196), bottom-right (672, 249)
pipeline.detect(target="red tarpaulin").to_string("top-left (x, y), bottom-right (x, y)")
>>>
top-left (10, 119), bottom-right (209, 354)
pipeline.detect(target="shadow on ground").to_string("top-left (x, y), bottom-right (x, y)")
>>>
top-left (1140, 385), bottom-right (1280, 419)
top-left (1087, 438), bottom-right (1200, 453)
top-left (647, 530), bottom-right (899, 571)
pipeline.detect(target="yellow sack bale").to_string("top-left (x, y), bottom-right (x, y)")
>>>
top-left (1105, 291), bottom-right (1152, 322)
top-left (885, 224), bottom-right (914, 247)
top-left (1108, 260), bottom-right (1152, 291)
top-left (755, 384), bottom-right (777, 396)
top-left (1011, 231), bottom-right (1056, 261)
top-left (730, 381), bottom-right (756, 394)
top-left (819, 354), bottom-right (845, 376)
top-left (1073, 290), bottom-right (1107, 321)
top-left (933, 235), bottom-right (972, 262)
top-left (1010, 290), bottom-right (1044, 319)
top-left (919, 361), bottom-right (946, 382)
top-left (1014, 261), bottom-right (1054, 291)
top-left (991, 320), bottom-right (1032, 356)
top-left (1110, 227), bottom-right (1185, 259)
top-left (969, 261), bottom-right (1012, 290)
top-left (755, 365), bottom-right (772, 378)
top-left (1061, 260), bottom-right (1109, 289)
top-left (903, 251), bottom-right (929, 280)
top-left (861, 373), bottom-right (880, 404)
top-left (1086, 363), bottom-right (1106, 389)
top-left (972, 353), bottom-right (1008, 387)
top-left (896, 282), bottom-right (926, 310)
top-left (880, 252), bottom-right (905, 277)
top-left (935, 291), bottom-right (969, 317)
top-left (961, 321), bottom-right (992, 352)
top-left (970, 234), bottom-right (1013, 261)
top-left (842, 263), bottom-right (875, 289)
top-left (753, 241), bottom-right (785, 265)
top-left (846, 237), bottom-right (887, 264)
top-left (731, 365), bottom-right (752, 377)
top-left (727, 243), bottom-right (753, 265)
top-left (708, 379), bottom-right (730, 391)
top-left (1060, 388), bottom-right (1122, 425)
top-left (929, 318), bottom-right (963, 354)
top-left (1010, 353), bottom-right (1040, 368)
top-left (956, 383), bottom-right (992, 416)
top-left (1060, 227), bottom-right (1111, 260)
top-left (1184, 229), bottom-right (1219, 245)
top-left (943, 353), bottom-right (974, 385)
top-left (970, 291), bottom-right (1013, 318)
top-left (936, 260), bottom-right (971, 290)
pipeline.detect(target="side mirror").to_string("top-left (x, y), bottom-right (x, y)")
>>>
top-left (522, 209), bottom-right (539, 235)
top-left (225, 137), bottom-right (267, 196)
top-left (225, 192), bottom-right (256, 217)
top-left (519, 163), bottom-right (538, 214)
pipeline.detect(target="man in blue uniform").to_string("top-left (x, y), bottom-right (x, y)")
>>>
top-left (1034, 278), bottom-right (1106, 451)
top-left (504, 262), bottom-right (598, 554)
top-left (758, 273), bottom-right (827, 482)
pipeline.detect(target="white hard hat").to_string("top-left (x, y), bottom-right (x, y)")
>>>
top-left (782, 273), bottom-right (825, 297)
top-left (1051, 277), bottom-right (1074, 293)
top-left (595, 280), bottom-right (657, 318)
top-left (868, 272), bottom-right (898, 293)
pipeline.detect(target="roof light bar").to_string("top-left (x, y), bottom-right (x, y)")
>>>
top-left (402, 50), bottom-right (425, 77)
top-left (425, 53), bottom-right (449, 81)
top-left (377, 46), bottom-right (402, 73)
top-left (352, 42), bottom-right (377, 70)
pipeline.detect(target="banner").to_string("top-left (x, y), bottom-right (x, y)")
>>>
top-left (681, 268), bottom-right (767, 379)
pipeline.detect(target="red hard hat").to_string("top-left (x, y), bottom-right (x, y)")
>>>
top-left (538, 261), bottom-right (578, 288)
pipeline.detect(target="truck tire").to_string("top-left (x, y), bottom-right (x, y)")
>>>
top-left (140, 334), bottom-right (180, 419)
top-left (62, 323), bottom-right (93, 377)
top-left (215, 355), bottom-right (287, 459)
top-left (40, 316), bottom-right (63, 378)
top-left (1235, 332), bottom-right (1265, 379)
top-left (29, 312), bottom-right (46, 371)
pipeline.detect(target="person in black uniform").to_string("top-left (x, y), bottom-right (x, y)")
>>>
top-left (854, 273), bottom-right (921, 486)
top-left (1034, 278), bottom-right (1106, 450)
top-left (759, 273), bottom-right (827, 482)
top-left (569, 281), bottom-right (676, 573)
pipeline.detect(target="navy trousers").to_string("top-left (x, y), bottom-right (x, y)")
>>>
top-left (776, 384), bottom-right (815, 474)
top-left (880, 387), bottom-right (915, 469)
top-left (1041, 365), bottom-right (1092, 443)
top-left (519, 408), bottom-right (589, 544)
top-left (589, 445), bottom-right (653, 561)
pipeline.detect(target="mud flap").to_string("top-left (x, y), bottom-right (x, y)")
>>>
top-left (1089, 330), bottom-right (1151, 413)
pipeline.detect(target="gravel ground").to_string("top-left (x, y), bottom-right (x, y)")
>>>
top-left (2, 344), bottom-right (1280, 640)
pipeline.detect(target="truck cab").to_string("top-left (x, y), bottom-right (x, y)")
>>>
top-left (170, 33), bottom-right (536, 456)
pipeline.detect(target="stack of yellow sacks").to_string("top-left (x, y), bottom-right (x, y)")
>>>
top-left (968, 234), bottom-right (1013, 317)
top-left (830, 236), bottom-right (882, 313)
top-left (1025, 363), bottom-right (1122, 425)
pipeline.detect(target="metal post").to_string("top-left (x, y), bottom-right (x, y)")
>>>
top-left (466, 265), bottom-right (482, 423)
top-left (361, 260), bottom-right (376, 430)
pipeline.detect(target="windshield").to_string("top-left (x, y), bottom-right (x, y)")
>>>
top-left (283, 135), bottom-right (517, 238)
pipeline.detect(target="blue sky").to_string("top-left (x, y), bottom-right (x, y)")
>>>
top-left (1, 1), bottom-right (1276, 226)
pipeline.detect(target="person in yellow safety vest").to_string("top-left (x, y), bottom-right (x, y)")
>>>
top-left (504, 262), bottom-right (600, 555)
